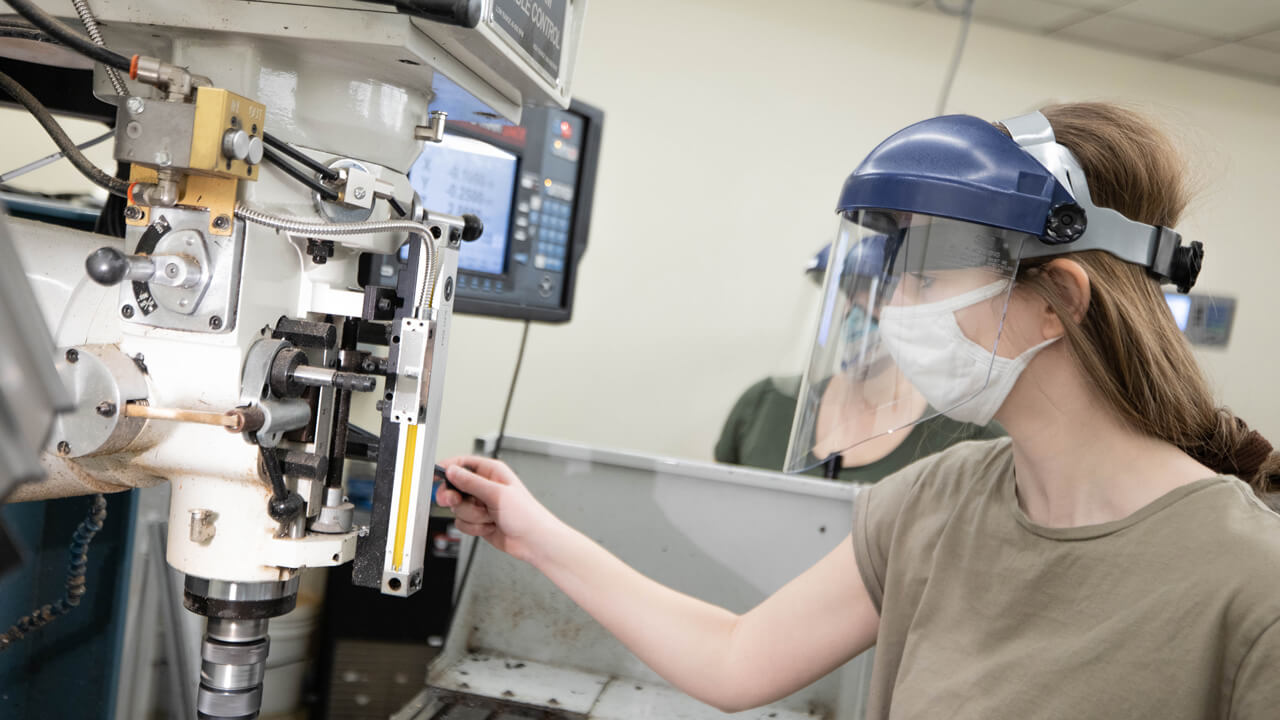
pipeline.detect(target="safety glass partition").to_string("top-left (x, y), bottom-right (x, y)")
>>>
top-left (783, 211), bottom-right (1028, 474)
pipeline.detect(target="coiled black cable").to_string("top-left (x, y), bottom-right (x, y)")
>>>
top-left (2, 0), bottom-right (353, 202)
top-left (0, 494), bottom-right (108, 651)
top-left (0, 69), bottom-right (128, 196)
top-left (2, 0), bottom-right (131, 71)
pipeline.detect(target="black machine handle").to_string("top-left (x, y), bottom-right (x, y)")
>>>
top-left (357, 0), bottom-right (483, 28)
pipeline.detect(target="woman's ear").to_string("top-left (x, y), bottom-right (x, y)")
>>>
top-left (1038, 258), bottom-right (1091, 339)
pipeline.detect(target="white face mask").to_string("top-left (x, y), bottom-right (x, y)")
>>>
top-left (878, 280), bottom-right (1057, 425)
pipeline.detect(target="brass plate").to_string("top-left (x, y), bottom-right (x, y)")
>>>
top-left (191, 87), bottom-right (266, 181)
top-left (125, 166), bottom-right (239, 236)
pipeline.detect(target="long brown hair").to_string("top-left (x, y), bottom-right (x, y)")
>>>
top-left (1004, 103), bottom-right (1278, 498)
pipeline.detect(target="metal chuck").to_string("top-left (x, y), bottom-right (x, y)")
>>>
top-left (184, 576), bottom-right (300, 720)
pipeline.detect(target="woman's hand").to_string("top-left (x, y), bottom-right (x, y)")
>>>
top-left (435, 455), bottom-right (562, 563)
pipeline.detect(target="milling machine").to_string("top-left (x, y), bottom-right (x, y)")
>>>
top-left (0, 1), bottom-right (585, 718)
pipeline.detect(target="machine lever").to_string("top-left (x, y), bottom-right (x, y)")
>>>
top-left (85, 246), bottom-right (155, 286)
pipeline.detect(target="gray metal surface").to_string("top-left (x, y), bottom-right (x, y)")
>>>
top-left (0, 208), bottom-right (73, 499)
top-left (46, 344), bottom-right (148, 458)
top-left (422, 435), bottom-right (873, 720)
top-left (120, 207), bottom-right (245, 334)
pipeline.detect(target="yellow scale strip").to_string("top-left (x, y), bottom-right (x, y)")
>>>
top-left (392, 423), bottom-right (419, 572)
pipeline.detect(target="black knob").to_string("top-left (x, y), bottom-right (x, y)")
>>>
top-left (1045, 203), bottom-right (1087, 244)
top-left (461, 213), bottom-right (484, 242)
top-left (85, 246), bottom-right (129, 286)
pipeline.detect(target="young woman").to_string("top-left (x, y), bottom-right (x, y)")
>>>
top-left (438, 103), bottom-right (1280, 718)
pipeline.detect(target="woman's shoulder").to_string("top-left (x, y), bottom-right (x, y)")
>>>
top-left (863, 437), bottom-right (1013, 522)
top-left (1191, 478), bottom-right (1280, 565)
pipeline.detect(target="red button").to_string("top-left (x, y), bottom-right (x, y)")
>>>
top-left (559, 120), bottom-right (573, 139)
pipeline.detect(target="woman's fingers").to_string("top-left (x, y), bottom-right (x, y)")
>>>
top-left (454, 519), bottom-right (496, 537)
top-left (439, 455), bottom-right (517, 485)
top-left (444, 463), bottom-right (505, 506)
top-left (451, 499), bottom-right (491, 525)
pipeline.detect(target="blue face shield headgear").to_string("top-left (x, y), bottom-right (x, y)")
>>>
top-left (784, 111), bottom-right (1204, 474)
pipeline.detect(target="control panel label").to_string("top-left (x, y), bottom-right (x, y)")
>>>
top-left (491, 0), bottom-right (567, 80)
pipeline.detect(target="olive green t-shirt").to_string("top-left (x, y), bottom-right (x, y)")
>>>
top-left (854, 438), bottom-right (1280, 719)
top-left (714, 376), bottom-right (1001, 483)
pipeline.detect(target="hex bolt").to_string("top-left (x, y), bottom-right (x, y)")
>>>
top-left (155, 151), bottom-right (172, 167)
top-left (212, 214), bottom-right (231, 230)
top-left (126, 96), bottom-right (144, 115)
top-left (56, 441), bottom-right (70, 455)
top-left (95, 402), bottom-right (117, 417)
top-left (121, 305), bottom-right (135, 319)
top-left (65, 348), bottom-right (79, 363)
top-left (124, 206), bottom-right (144, 220)
top-left (209, 315), bottom-right (223, 330)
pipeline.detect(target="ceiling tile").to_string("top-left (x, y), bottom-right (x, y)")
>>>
top-left (1240, 29), bottom-right (1280, 52)
top-left (969, 0), bottom-right (1094, 33)
top-left (1053, 13), bottom-right (1223, 59)
top-left (1114, 0), bottom-right (1280, 39)
top-left (1181, 42), bottom-right (1280, 82)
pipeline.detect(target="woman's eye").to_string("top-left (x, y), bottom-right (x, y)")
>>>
top-left (910, 273), bottom-right (935, 289)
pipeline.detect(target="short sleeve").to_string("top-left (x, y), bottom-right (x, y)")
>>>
top-left (852, 466), bottom-right (923, 613)
top-left (1230, 617), bottom-right (1280, 719)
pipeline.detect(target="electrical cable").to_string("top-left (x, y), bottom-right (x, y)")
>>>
top-left (0, 69), bottom-right (128, 196)
top-left (933, 0), bottom-right (976, 116)
top-left (386, 196), bottom-right (407, 218)
top-left (0, 494), bottom-right (107, 652)
top-left (2, 0), bottom-right (131, 71)
top-left (450, 319), bottom-right (532, 609)
top-left (261, 145), bottom-right (340, 202)
top-left (0, 18), bottom-right (53, 43)
top-left (262, 132), bottom-right (341, 182)
top-left (0, 129), bottom-right (113, 184)
top-left (69, 0), bottom-right (128, 96)
top-left (492, 320), bottom-right (531, 460)
top-left (233, 205), bottom-right (439, 313)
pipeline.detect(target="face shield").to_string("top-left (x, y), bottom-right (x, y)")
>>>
top-left (783, 210), bottom-right (1030, 473)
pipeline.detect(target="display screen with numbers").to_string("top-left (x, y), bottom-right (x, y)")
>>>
top-left (408, 136), bottom-right (518, 276)
top-left (404, 101), bottom-right (603, 323)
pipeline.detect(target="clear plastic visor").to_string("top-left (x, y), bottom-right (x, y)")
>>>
top-left (782, 210), bottom-right (1028, 474)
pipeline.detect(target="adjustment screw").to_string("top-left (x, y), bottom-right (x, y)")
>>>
top-left (95, 402), bottom-right (117, 417)
top-left (124, 206), bottom-right (143, 220)
top-left (121, 305), bottom-right (135, 319)
top-left (164, 263), bottom-right (179, 278)
top-left (65, 348), bottom-right (79, 363)
top-left (209, 315), bottom-right (223, 330)
top-left (212, 214), bottom-right (231, 230)
top-left (56, 441), bottom-right (71, 456)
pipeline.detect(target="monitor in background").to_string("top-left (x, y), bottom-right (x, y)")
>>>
top-left (408, 100), bottom-right (603, 323)
top-left (409, 136), bottom-right (517, 277)
top-left (1164, 292), bottom-right (1236, 348)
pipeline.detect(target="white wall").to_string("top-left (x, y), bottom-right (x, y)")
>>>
top-left (4, 0), bottom-right (1277, 462)
top-left (434, 0), bottom-right (1280, 462)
